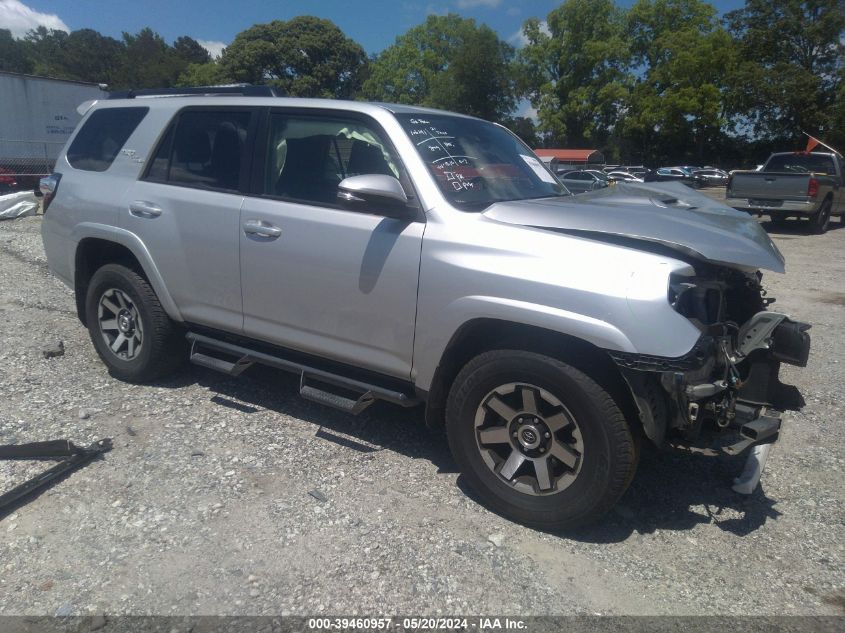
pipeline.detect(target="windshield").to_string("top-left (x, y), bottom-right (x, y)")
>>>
top-left (765, 153), bottom-right (836, 175)
top-left (395, 113), bottom-right (568, 209)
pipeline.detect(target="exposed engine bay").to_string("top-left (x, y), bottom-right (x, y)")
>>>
top-left (610, 265), bottom-right (810, 490)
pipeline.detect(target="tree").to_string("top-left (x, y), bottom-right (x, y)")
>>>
top-left (23, 26), bottom-right (68, 77)
top-left (501, 116), bottom-right (540, 147)
top-left (519, 0), bottom-right (632, 147)
top-left (620, 0), bottom-right (737, 164)
top-left (55, 29), bottom-right (122, 84)
top-left (0, 28), bottom-right (33, 74)
top-left (113, 28), bottom-right (183, 89)
top-left (178, 61), bottom-right (229, 87)
top-left (172, 36), bottom-right (211, 66)
top-left (221, 16), bottom-right (367, 98)
top-left (725, 0), bottom-right (845, 145)
top-left (363, 14), bottom-right (518, 121)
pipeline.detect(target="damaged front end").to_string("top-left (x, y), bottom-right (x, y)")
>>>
top-left (611, 266), bottom-right (810, 493)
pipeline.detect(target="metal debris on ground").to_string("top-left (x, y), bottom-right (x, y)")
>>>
top-left (0, 438), bottom-right (113, 515)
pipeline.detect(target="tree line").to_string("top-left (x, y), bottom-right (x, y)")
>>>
top-left (1, 0), bottom-right (842, 167)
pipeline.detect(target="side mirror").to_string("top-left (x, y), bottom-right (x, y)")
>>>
top-left (337, 174), bottom-right (414, 219)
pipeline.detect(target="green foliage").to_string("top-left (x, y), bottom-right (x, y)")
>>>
top-left (362, 14), bottom-right (517, 122)
top-left (621, 0), bottom-right (737, 163)
top-left (173, 36), bottom-right (211, 66)
top-left (519, 0), bottom-right (631, 147)
top-left (114, 28), bottom-right (178, 89)
top-left (0, 28), bottom-right (33, 73)
top-left (1, 3), bottom-right (841, 166)
top-left (501, 116), bottom-right (540, 148)
top-left (23, 26), bottom-right (68, 77)
top-left (724, 0), bottom-right (845, 145)
top-left (177, 62), bottom-right (230, 87)
top-left (221, 16), bottom-right (367, 98)
top-left (58, 29), bottom-right (123, 84)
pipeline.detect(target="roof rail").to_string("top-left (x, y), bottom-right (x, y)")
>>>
top-left (108, 85), bottom-right (282, 99)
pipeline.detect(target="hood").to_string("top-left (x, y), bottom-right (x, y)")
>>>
top-left (483, 181), bottom-right (785, 273)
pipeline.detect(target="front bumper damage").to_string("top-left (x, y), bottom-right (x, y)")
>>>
top-left (611, 310), bottom-right (810, 494)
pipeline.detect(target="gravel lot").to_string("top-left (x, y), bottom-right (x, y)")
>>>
top-left (0, 205), bottom-right (843, 617)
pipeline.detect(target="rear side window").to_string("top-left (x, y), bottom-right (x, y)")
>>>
top-left (146, 110), bottom-right (252, 191)
top-left (67, 107), bottom-right (148, 172)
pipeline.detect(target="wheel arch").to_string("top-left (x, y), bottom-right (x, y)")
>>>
top-left (423, 318), bottom-right (641, 438)
top-left (72, 225), bottom-right (182, 326)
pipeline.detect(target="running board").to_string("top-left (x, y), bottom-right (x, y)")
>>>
top-left (186, 332), bottom-right (420, 414)
top-left (299, 373), bottom-right (376, 415)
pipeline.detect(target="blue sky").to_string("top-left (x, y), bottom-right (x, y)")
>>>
top-left (2, 0), bottom-right (745, 56)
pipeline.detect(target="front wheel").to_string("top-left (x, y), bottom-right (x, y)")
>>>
top-left (446, 350), bottom-right (638, 530)
top-left (85, 264), bottom-right (185, 383)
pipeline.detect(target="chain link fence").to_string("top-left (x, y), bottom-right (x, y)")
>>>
top-left (0, 139), bottom-right (66, 178)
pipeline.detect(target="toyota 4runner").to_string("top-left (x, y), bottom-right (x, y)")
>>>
top-left (40, 88), bottom-right (810, 529)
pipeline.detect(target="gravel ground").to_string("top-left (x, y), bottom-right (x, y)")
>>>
top-left (0, 207), bottom-right (843, 617)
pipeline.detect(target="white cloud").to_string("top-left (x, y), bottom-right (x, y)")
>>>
top-left (197, 39), bottom-right (227, 59)
top-left (0, 0), bottom-right (68, 38)
top-left (426, 3), bottom-right (449, 15)
top-left (456, 0), bottom-right (501, 7)
top-left (508, 20), bottom-right (549, 48)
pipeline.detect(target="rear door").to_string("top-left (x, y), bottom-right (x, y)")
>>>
top-left (123, 107), bottom-right (257, 332)
top-left (238, 109), bottom-right (424, 379)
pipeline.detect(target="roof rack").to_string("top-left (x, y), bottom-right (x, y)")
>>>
top-left (108, 84), bottom-right (282, 99)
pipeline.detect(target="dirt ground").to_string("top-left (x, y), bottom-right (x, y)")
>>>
top-left (0, 204), bottom-right (843, 617)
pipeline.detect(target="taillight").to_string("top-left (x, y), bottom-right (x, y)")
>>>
top-left (39, 173), bottom-right (61, 212)
top-left (807, 177), bottom-right (819, 198)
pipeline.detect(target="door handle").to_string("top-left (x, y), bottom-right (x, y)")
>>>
top-left (243, 219), bottom-right (282, 238)
top-left (129, 200), bottom-right (162, 218)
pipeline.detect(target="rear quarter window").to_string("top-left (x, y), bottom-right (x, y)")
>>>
top-left (66, 107), bottom-right (149, 172)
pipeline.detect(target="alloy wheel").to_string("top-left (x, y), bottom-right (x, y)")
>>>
top-left (474, 383), bottom-right (584, 495)
top-left (97, 288), bottom-right (143, 361)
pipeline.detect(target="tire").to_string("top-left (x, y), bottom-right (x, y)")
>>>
top-left (809, 199), bottom-right (832, 234)
top-left (445, 350), bottom-right (637, 530)
top-left (85, 263), bottom-right (185, 383)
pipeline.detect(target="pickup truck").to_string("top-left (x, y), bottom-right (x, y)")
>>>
top-left (725, 151), bottom-right (844, 233)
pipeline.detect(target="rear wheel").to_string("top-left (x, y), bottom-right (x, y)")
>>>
top-left (809, 200), bottom-right (832, 234)
top-left (85, 264), bottom-right (185, 383)
top-left (446, 350), bottom-right (637, 530)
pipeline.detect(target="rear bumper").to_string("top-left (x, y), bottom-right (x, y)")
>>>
top-left (726, 197), bottom-right (819, 216)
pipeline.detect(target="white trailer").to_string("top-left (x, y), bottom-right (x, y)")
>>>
top-left (0, 71), bottom-right (108, 187)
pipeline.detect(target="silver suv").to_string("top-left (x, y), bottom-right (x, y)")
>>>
top-left (40, 90), bottom-right (810, 529)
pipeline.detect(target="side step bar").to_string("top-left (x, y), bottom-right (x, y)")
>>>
top-left (186, 332), bottom-right (420, 415)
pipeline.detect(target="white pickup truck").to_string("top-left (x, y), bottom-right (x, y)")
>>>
top-left (725, 151), bottom-right (844, 233)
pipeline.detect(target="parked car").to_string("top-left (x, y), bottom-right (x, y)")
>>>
top-left (692, 168), bottom-right (729, 187)
top-left (40, 89), bottom-right (809, 529)
top-left (726, 151), bottom-right (844, 233)
top-left (583, 169), bottom-right (608, 181)
top-left (556, 169), bottom-right (609, 193)
top-left (655, 167), bottom-right (705, 188)
top-left (0, 167), bottom-right (17, 193)
top-left (607, 170), bottom-right (644, 183)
